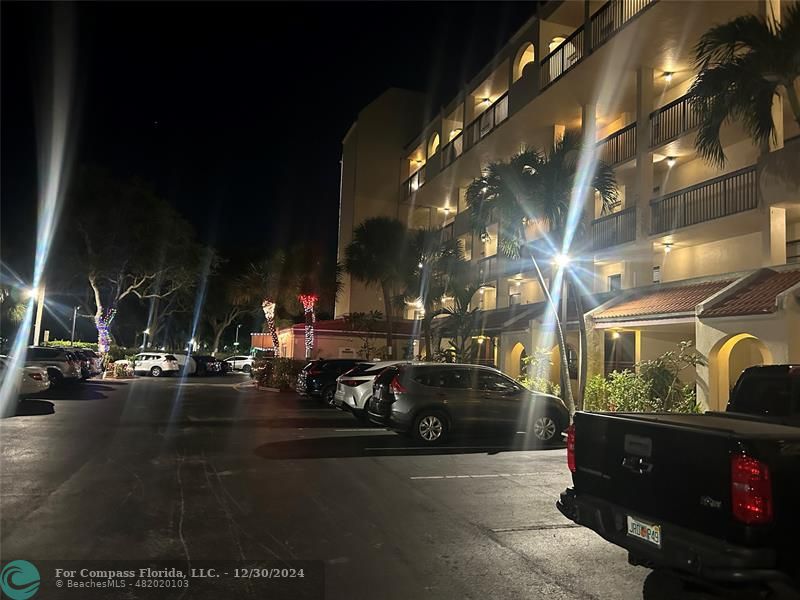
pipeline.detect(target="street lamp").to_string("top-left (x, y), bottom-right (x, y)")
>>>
top-left (70, 306), bottom-right (80, 346)
top-left (142, 328), bottom-right (150, 349)
top-left (23, 285), bottom-right (46, 346)
top-left (554, 253), bottom-right (571, 268)
top-left (234, 324), bottom-right (242, 347)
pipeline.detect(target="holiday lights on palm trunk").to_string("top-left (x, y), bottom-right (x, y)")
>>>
top-left (298, 294), bottom-right (318, 358)
top-left (261, 299), bottom-right (280, 357)
top-left (95, 307), bottom-right (117, 354)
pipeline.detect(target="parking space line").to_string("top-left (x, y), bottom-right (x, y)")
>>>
top-left (490, 524), bottom-right (582, 533)
top-left (409, 472), bottom-right (542, 480)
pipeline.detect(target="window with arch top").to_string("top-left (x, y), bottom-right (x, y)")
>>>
top-left (513, 42), bottom-right (535, 82)
top-left (427, 132), bottom-right (441, 158)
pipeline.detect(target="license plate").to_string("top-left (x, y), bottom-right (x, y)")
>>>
top-left (626, 516), bottom-right (661, 548)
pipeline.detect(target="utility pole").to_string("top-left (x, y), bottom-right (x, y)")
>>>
top-left (70, 306), bottom-right (79, 345)
top-left (32, 284), bottom-right (46, 346)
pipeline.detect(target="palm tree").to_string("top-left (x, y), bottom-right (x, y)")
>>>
top-left (438, 282), bottom-right (482, 363)
top-left (233, 252), bottom-right (286, 356)
top-left (689, 3), bottom-right (800, 166)
top-left (402, 229), bottom-right (468, 359)
top-left (466, 131), bottom-right (617, 415)
top-left (345, 217), bottom-right (408, 356)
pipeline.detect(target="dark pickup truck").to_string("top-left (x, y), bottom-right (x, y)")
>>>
top-left (558, 365), bottom-right (800, 599)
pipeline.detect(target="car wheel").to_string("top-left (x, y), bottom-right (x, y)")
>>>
top-left (413, 411), bottom-right (449, 445)
top-left (533, 413), bottom-right (559, 443)
top-left (322, 386), bottom-right (336, 406)
top-left (150, 366), bottom-right (163, 377)
top-left (242, 364), bottom-right (251, 374)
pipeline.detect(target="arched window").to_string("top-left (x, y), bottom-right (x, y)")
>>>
top-left (513, 42), bottom-right (535, 82)
top-left (427, 133), bottom-right (440, 157)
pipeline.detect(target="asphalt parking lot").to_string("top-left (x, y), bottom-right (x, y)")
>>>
top-left (1, 376), bottom-right (649, 599)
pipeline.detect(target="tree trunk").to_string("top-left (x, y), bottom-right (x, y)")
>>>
top-left (381, 283), bottom-right (394, 357)
top-left (525, 247), bottom-right (576, 417)
top-left (569, 272), bottom-right (588, 411)
top-left (423, 315), bottom-right (433, 359)
top-left (786, 81), bottom-right (800, 128)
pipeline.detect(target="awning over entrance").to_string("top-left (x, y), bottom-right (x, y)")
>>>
top-left (592, 280), bottom-right (733, 322)
top-left (700, 269), bottom-right (800, 318)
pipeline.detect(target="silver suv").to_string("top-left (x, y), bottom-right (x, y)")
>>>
top-left (367, 363), bottom-right (569, 445)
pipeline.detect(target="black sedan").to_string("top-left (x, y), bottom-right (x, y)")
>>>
top-left (193, 355), bottom-right (225, 376)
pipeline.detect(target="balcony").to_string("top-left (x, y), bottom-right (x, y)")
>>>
top-left (463, 94), bottom-right (509, 154)
top-left (590, 0), bottom-right (657, 50)
top-left (540, 27), bottom-right (584, 89)
top-left (401, 165), bottom-right (427, 200)
top-left (592, 206), bottom-right (637, 250)
top-left (441, 133), bottom-right (464, 169)
top-left (650, 166), bottom-right (757, 235)
top-left (597, 123), bottom-right (636, 166)
top-left (478, 256), bottom-right (498, 283)
top-left (650, 94), bottom-right (700, 148)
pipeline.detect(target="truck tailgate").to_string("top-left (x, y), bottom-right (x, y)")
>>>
top-left (573, 412), bottom-right (740, 541)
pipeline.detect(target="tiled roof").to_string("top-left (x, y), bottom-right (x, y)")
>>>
top-left (594, 280), bottom-right (733, 320)
top-left (286, 319), bottom-right (418, 335)
top-left (702, 269), bottom-right (800, 318)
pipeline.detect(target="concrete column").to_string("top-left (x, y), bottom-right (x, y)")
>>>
top-left (762, 206), bottom-right (787, 266)
top-left (582, 103), bottom-right (598, 225)
top-left (635, 67), bottom-right (654, 237)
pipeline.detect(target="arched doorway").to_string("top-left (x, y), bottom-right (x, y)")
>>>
top-left (509, 342), bottom-right (526, 379)
top-left (710, 334), bottom-right (773, 410)
top-left (513, 42), bottom-right (535, 81)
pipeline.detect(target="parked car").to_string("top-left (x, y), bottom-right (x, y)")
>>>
top-left (193, 355), bottom-right (224, 376)
top-left (333, 361), bottom-right (407, 421)
top-left (366, 363), bottom-right (569, 445)
top-left (69, 349), bottom-right (102, 379)
top-left (132, 352), bottom-right (180, 377)
top-left (172, 353), bottom-right (197, 376)
top-left (0, 356), bottom-right (50, 399)
top-left (557, 365), bottom-right (800, 599)
top-left (224, 355), bottom-right (254, 373)
top-left (295, 359), bottom-right (361, 404)
top-left (24, 346), bottom-right (81, 386)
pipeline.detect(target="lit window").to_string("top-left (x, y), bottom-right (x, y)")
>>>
top-left (608, 274), bottom-right (622, 291)
top-left (514, 42), bottom-right (535, 82)
top-left (428, 133), bottom-right (440, 157)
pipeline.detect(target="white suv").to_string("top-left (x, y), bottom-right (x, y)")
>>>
top-left (25, 347), bottom-right (82, 386)
top-left (224, 355), bottom-right (253, 373)
top-left (133, 353), bottom-right (180, 377)
top-left (333, 361), bottom-right (406, 421)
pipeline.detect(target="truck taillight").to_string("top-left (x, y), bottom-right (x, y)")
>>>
top-left (28, 372), bottom-right (43, 381)
top-left (731, 454), bottom-right (773, 525)
top-left (389, 375), bottom-right (407, 394)
top-left (566, 424), bottom-right (576, 473)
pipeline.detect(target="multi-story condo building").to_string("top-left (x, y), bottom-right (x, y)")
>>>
top-left (336, 0), bottom-right (800, 411)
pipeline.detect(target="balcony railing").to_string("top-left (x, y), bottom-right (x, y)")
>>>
top-left (401, 165), bottom-right (427, 199)
top-left (650, 166), bottom-right (757, 234)
top-left (650, 93), bottom-right (701, 148)
top-left (592, 206), bottom-right (637, 250)
top-left (441, 133), bottom-right (464, 169)
top-left (540, 27), bottom-right (584, 89)
top-left (597, 123), bottom-right (636, 166)
top-left (478, 256), bottom-right (498, 283)
top-left (590, 0), bottom-right (656, 50)
top-left (463, 94), bottom-right (509, 153)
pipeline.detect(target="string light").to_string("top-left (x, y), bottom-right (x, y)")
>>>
top-left (299, 294), bottom-right (318, 357)
top-left (261, 299), bottom-right (280, 358)
top-left (95, 307), bottom-right (117, 354)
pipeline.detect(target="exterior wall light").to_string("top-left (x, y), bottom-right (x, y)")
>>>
top-left (666, 156), bottom-right (676, 168)
top-left (664, 243), bottom-right (673, 254)
top-left (663, 72), bottom-right (673, 83)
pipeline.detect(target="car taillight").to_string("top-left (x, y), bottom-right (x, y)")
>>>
top-left (731, 454), bottom-right (772, 525)
top-left (389, 375), bottom-right (406, 394)
top-left (28, 373), bottom-right (43, 381)
top-left (308, 368), bottom-right (322, 376)
top-left (566, 424), bottom-right (576, 473)
top-left (340, 379), bottom-right (360, 387)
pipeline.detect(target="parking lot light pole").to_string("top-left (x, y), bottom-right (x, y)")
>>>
top-left (70, 306), bottom-right (79, 345)
top-left (24, 285), bottom-right (47, 346)
top-left (234, 324), bottom-right (242, 347)
top-left (142, 328), bottom-right (150, 349)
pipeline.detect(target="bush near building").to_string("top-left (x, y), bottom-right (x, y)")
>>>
top-left (585, 341), bottom-right (705, 414)
top-left (252, 358), bottom-right (305, 390)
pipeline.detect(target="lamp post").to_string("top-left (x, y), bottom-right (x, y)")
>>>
top-left (234, 324), bottom-right (242, 347)
top-left (70, 306), bottom-right (79, 346)
top-left (24, 285), bottom-right (46, 346)
top-left (142, 328), bottom-right (150, 349)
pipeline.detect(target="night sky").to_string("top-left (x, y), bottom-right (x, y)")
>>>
top-left (2, 2), bottom-right (537, 270)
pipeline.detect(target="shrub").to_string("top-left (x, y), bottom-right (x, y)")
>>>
top-left (584, 341), bottom-right (704, 414)
top-left (47, 340), bottom-right (99, 350)
top-left (113, 362), bottom-right (130, 378)
top-left (519, 375), bottom-right (560, 397)
top-left (253, 358), bottom-right (305, 390)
